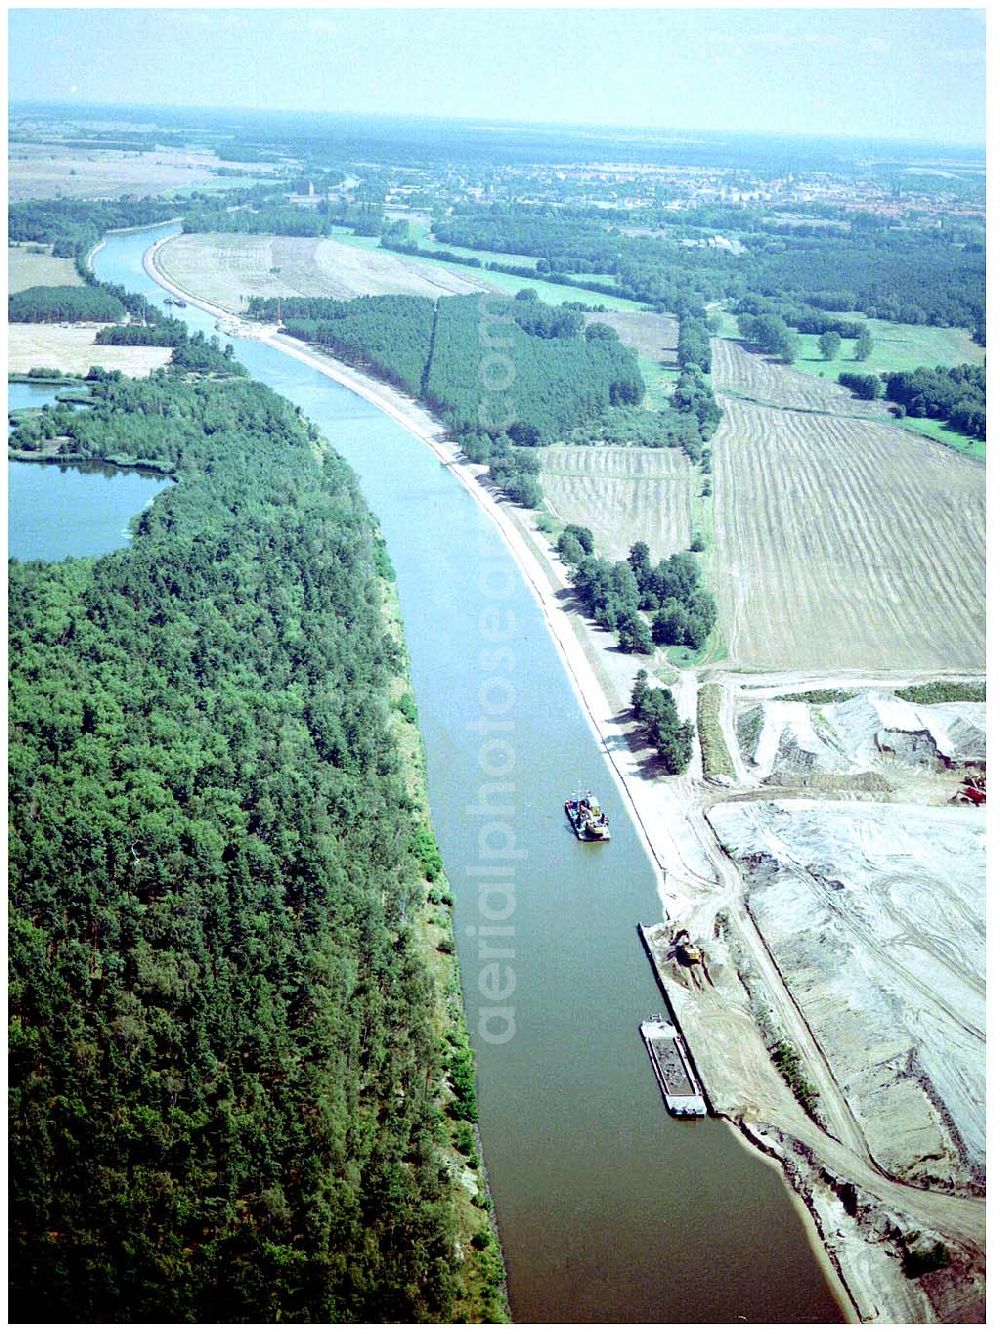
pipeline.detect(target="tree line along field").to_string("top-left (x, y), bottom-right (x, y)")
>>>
top-left (326, 225), bottom-right (648, 310)
top-left (711, 308), bottom-right (984, 389)
top-left (711, 335), bottom-right (893, 417)
top-left (155, 233), bottom-right (489, 311)
top-left (8, 325), bottom-right (173, 377)
top-left (541, 446), bottom-right (691, 560)
top-left (8, 243), bottom-right (84, 293)
top-left (712, 397), bottom-right (985, 673)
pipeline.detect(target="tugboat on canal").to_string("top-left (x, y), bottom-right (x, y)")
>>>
top-left (565, 789), bottom-right (611, 841)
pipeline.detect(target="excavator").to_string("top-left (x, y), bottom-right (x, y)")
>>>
top-left (953, 767), bottom-right (986, 807)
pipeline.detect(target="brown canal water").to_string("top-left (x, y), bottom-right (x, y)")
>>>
top-left (92, 227), bottom-right (846, 1324)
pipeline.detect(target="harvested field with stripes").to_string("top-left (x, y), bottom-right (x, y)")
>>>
top-left (540, 445), bottom-right (691, 559)
top-left (712, 336), bottom-right (891, 418)
top-left (156, 233), bottom-right (490, 313)
top-left (714, 398), bottom-right (985, 672)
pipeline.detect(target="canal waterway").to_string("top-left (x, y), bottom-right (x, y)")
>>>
top-left (83, 225), bottom-right (845, 1323)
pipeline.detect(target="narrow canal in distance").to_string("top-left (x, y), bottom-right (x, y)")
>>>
top-left (89, 226), bottom-right (845, 1323)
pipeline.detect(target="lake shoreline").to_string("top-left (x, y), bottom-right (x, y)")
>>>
top-left (8, 448), bottom-right (174, 475)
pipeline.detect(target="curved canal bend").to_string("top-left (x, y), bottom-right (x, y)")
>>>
top-left (94, 226), bottom-right (845, 1324)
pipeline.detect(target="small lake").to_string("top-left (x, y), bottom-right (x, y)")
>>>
top-left (8, 458), bottom-right (172, 562)
top-left (8, 380), bottom-right (171, 562)
top-left (9, 381), bottom-right (81, 413)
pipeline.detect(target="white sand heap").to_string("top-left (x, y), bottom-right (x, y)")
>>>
top-left (741, 691), bottom-right (985, 780)
top-left (745, 700), bottom-right (847, 776)
top-left (824, 691), bottom-right (985, 772)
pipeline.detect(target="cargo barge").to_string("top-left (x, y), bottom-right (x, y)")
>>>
top-left (639, 1013), bottom-right (707, 1118)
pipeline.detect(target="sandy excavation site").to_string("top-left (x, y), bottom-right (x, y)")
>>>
top-left (646, 675), bottom-right (988, 1322)
top-left (717, 686), bottom-right (987, 1200)
top-left (736, 688), bottom-right (985, 788)
top-left (711, 798), bottom-right (985, 1192)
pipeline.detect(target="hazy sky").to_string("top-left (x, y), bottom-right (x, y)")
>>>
top-left (8, 6), bottom-right (987, 144)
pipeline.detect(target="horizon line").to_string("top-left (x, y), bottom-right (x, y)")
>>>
top-left (9, 97), bottom-right (987, 153)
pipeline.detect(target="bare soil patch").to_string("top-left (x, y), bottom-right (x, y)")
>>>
top-left (713, 397), bottom-right (985, 672)
top-left (540, 444), bottom-right (691, 559)
top-left (583, 309), bottom-right (679, 363)
top-left (8, 325), bottom-right (171, 377)
top-left (156, 233), bottom-right (491, 313)
top-left (8, 244), bottom-right (84, 293)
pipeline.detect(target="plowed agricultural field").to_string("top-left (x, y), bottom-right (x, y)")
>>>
top-left (156, 233), bottom-right (489, 312)
top-left (541, 445), bottom-right (691, 559)
top-left (8, 145), bottom-right (273, 202)
top-left (712, 336), bottom-right (890, 418)
top-left (714, 398), bottom-right (985, 671)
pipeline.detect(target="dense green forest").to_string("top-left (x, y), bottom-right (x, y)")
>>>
top-left (260, 294), bottom-right (436, 396)
top-left (251, 290), bottom-right (645, 502)
top-left (8, 198), bottom-right (180, 262)
top-left (426, 293), bottom-right (643, 444)
top-left (430, 204), bottom-right (985, 333)
top-left (9, 375), bottom-right (503, 1322)
top-left (9, 285), bottom-right (125, 323)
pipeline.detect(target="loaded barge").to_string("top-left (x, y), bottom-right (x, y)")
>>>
top-left (564, 790), bottom-right (610, 841)
top-left (639, 1013), bottom-right (707, 1118)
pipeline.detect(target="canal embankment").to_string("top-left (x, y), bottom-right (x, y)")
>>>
top-left (137, 229), bottom-right (861, 1324)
